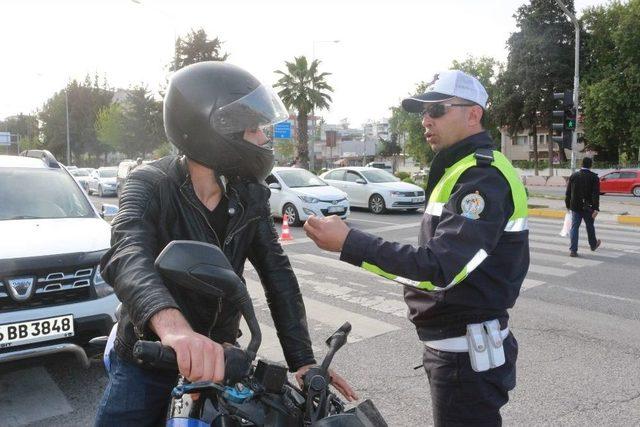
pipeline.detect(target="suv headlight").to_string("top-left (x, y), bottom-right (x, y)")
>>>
top-left (298, 195), bottom-right (319, 204)
top-left (93, 265), bottom-right (114, 298)
top-left (390, 191), bottom-right (404, 197)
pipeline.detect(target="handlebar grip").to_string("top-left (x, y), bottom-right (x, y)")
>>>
top-left (133, 341), bottom-right (178, 370)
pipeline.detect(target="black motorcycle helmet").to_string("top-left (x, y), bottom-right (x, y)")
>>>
top-left (164, 61), bottom-right (288, 181)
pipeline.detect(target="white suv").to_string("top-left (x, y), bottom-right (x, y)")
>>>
top-left (0, 150), bottom-right (119, 367)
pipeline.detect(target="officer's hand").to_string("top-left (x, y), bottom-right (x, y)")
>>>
top-left (161, 328), bottom-right (225, 384)
top-left (295, 364), bottom-right (359, 402)
top-left (592, 210), bottom-right (598, 219)
top-left (303, 215), bottom-right (350, 252)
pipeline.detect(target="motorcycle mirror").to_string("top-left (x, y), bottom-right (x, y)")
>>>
top-left (155, 240), bottom-right (242, 300)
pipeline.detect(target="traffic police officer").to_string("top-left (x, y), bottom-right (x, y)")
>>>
top-left (304, 70), bottom-right (530, 426)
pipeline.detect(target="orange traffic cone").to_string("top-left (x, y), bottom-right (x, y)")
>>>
top-left (279, 214), bottom-right (294, 242)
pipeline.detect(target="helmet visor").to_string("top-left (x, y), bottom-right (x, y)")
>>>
top-left (211, 84), bottom-right (289, 135)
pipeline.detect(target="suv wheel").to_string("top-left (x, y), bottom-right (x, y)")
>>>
top-left (369, 194), bottom-right (386, 214)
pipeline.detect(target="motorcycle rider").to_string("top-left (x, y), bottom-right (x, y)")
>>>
top-left (95, 61), bottom-right (356, 426)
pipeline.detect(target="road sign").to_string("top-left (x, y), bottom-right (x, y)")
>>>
top-left (0, 132), bottom-right (10, 146)
top-left (273, 122), bottom-right (292, 139)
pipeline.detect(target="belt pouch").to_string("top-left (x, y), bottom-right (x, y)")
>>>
top-left (466, 323), bottom-right (491, 372)
top-left (483, 320), bottom-right (506, 369)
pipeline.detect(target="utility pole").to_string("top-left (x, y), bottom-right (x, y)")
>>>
top-left (65, 88), bottom-right (71, 165)
top-left (555, 0), bottom-right (580, 172)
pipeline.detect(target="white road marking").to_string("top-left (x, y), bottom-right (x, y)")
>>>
top-left (238, 318), bottom-right (321, 363)
top-left (529, 234), bottom-right (639, 253)
top-left (529, 251), bottom-right (602, 268)
top-left (346, 217), bottom-right (397, 225)
top-left (529, 241), bottom-right (622, 258)
top-left (245, 278), bottom-right (400, 342)
top-left (521, 278), bottom-right (546, 291)
top-left (530, 222), bottom-right (640, 245)
top-left (528, 264), bottom-right (575, 277)
top-left (549, 285), bottom-right (640, 304)
top-left (291, 253), bottom-right (365, 275)
top-left (0, 366), bottom-right (73, 426)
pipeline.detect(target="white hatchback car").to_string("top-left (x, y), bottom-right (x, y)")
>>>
top-left (266, 167), bottom-right (350, 226)
top-left (320, 167), bottom-right (425, 214)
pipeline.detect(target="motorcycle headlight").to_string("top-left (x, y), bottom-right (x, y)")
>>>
top-left (298, 195), bottom-right (319, 204)
top-left (93, 265), bottom-right (114, 298)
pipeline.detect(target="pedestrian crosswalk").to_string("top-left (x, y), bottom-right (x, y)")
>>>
top-left (241, 217), bottom-right (640, 364)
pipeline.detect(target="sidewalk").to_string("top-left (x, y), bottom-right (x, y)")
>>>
top-left (527, 190), bottom-right (640, 226)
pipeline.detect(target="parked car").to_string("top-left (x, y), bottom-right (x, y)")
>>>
top-left (320, 167), bottom-right (425, 214)
top-left (87, 166), bottom-right (118, 197)
top-left (599, 169), bottom-right (640, 197)
top-left (365, 161), bottom-right (392, 171)
top-left (0, 150), bottom-right (118, 367)
top-left (116, 159), bottom-right (152, 198)
top-left (69, 167), bottom-right (95, 191)
top-left (266, 167), bottom-right (350, 226)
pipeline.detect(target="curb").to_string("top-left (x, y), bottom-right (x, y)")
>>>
top-left (528, 208), bottom-right (640, 226)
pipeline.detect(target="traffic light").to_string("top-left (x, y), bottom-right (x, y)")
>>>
top-left (551, 90), bottom-right (574, 150)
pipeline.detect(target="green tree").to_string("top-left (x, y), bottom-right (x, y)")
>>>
top-left (0, 114), bottom-right (40, 154)
top-left (274, 138), bottom-right (296, 163)
top-left (39, 77), bottom-right (113, 165)
top-left (174, 29), bottom-right (229, 70)
top-left (123, 86), bottom-right (165, 158)
top-left (95, 104), bottom-right (127, 155)
top-left (274, 56), bottom-right (333, 170)
top-left (493, 0), bottom-right (576, 175)
top-left (377, 133), bottom-right (402, 172)
top-left (450, 56), bottom-right (503, 144)
top-left (581, 0), bottom-right (640, 163)
top-left (388, 81), bottom-right (433, 167)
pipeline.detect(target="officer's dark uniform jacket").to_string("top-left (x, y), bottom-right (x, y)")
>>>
top-left (100, 155), bottom-right (316, 371)
top-left (340, 132), bottom-right (530, 341)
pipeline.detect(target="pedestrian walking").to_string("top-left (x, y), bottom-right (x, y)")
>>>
top-left (565, 157), bottom-right (601, 257)
top-left (303, 70), bottom-right (530, 426)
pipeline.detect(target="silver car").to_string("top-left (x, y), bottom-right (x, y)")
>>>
top-left (88, 166), bottom-right (118, 197)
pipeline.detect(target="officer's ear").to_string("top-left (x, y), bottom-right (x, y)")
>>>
top-left (467, 105), bottom-right (484, 128)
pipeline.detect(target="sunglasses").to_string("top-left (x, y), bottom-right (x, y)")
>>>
top-left (420, 103), bottom-right (476, 119)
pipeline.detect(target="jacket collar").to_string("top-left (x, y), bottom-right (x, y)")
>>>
top-left (425, 131), bottom-right (494, 200)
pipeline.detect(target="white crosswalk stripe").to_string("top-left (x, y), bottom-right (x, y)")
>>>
top-left (237, 217), bottom-right (640, 363)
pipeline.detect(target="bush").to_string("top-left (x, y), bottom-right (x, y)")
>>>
top-left (395, 171), bottom-right (410, 180)
top-left (402, 177), bottom-right (416, 184)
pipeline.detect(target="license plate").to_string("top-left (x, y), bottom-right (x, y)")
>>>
top-left (0, 315), bottom-right (74, 349)
top-left (412, 197), bottom-right (423, 203)
top-left (327, 206), bottom-right (345, 214)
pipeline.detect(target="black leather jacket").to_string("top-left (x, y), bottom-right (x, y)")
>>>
top-left (100, 156), bottom-right (315, 371)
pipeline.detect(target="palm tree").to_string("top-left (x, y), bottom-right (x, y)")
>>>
top-left (274, 56), bottom-right (333, 170)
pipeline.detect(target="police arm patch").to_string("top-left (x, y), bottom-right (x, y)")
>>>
top-left (459, 191), bottom-right (486, 219)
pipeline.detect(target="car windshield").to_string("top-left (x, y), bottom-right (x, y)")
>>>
top-left (361, 169), bottom-right (400, 183)
top-left (71, 169), bottom-right (90, 177)
top-left (99, 169), bottom-right (117, 178)
top-left (277, 169), bottom-right (327, 188)
top-left (0, 168), bottom-right (95, 220)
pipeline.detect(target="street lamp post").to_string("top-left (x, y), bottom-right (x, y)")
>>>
top-left (310, 40), bottom-right (340, 171)
top-left (555, 0), bottom-right (580, 172)
top-left (65, 88), bottom-right (71, 165)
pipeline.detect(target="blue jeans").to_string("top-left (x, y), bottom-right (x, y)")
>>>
top-left (570, 209), bottom-right (598, 253)
top-left (95, 350), bottom-right (178, 427)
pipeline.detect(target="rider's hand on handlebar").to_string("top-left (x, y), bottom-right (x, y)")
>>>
top-left (295, 364), bottom-right (359, 402)
top-left (151, 308), bottom-right (225, 384)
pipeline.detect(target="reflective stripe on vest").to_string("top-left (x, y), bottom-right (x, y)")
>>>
top-left (358, 150), bottom-right (528, 292)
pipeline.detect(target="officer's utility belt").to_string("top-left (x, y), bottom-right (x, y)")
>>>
top-left (423, 319), bottom-right (508, 372)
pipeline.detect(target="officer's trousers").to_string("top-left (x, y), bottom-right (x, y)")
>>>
top-left (422, 333), bottom-right (518, 427)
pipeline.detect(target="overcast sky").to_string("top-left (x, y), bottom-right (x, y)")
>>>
top-left (1, 0), bottom-right (607, 127)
